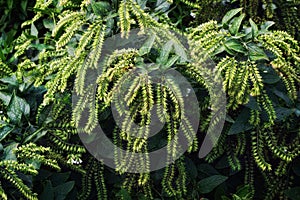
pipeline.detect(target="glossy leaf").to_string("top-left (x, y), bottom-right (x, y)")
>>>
top-left (236, 185), bottom-right (252, 198)
top-left (0, 74), bottom-right (19, 86)
top-left (163, 55), bottom-right (179, 69)
top-left (43, 19), bottom-right (54, 31)
top-left (248, 43), bottom-right (269, 61)
top-left (30, 23), bottom-right (38, 37)
top-left (261, 69), bottom-right (280, 84)
top-left (185, 158), bottom-right (198, 179)
top-left (0, 91), bottom-right (11, 106)
top-left (229, 14), bottom-right (245, 35)
top-left (7, 93), bottom-right (30, 124)
top-left (0, 126), bottom-right (13, 141)
top-left (228, 108), bottom-right (253, 135)
top-left (3, 142), bottom-right (18, 160)
top-left (139, 34), bottom-right (156, 56)
top-left (53, 181), bottom-right (75, 200)
top-left (155, 0), bottom-right (171, 12)
top-left (249, 18), bottom-right (258, 38)
top-left (173, 42), bottom-right (188, 62)
top-left (245, 96), bottom-right (260, 111)
top-left (198, 175), bottom-right (228, 194)
top-left (224, 39), bottom-right (247, 54)
top-left (222, 8), bottom-right (243, 26)
top-left (275, 107), bottom-right (294, 121)
top-left (198, 164), bottom-right (220, 176)
top-left (157, 40), bottom-right (173, 64)
top-left (260, 21), bottom-right (275, 31)
top-left (91, 1), bottom-right (111, 16)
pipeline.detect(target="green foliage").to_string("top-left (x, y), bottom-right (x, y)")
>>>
top-left (1, 1), bottom-right (300, 200)
top-left (222, 185), bottom-right (254, 200)
top-left (78, 158), bottom-right (107, 200)
top-left (37, 170), bottom-right (76, 200)
top-left (198, 175), bottom-right (228, 194)
top-left (0, 142), bottom-right (62, 200)
top-left (188, 8), bottom-right (300, 199)
top-left (189, 9), bottom-right (299, 126)
top-left (0, 0), bottom-right (36, 73)
top-left (17, 0), bottom-right (179, 107)
top-left (233, 0), bottom-right (300, 40)
top-left (189, 0), bottom-right (300, 41)
top-left (0, 0), bottom-right (33, 33)
top-left (73, 33), bottom-right (203, 198)
top-left (0, 73), bottom-right (56, 199)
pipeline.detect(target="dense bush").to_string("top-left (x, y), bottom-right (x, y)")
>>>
top-left (0, 0), bottom-right (299, 199)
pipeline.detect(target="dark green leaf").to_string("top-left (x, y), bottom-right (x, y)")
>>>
top-left (216, 156), bottom-right (230, 169)
top-left (198, 175), bottom-right (228, 194)
top-left (23, 129), bottom-right (47, 143)
top-left (7, 93), bottom-right (30, 124)
top-left (292, 160), bottom-right (300, 176)
top-left (4, 29), bottom-right (16, 47)
top-left (0, 74), bottom-right (19, 86)
top-left (29, 43), bottom-right (55, 51)
top-left (50, 172), bottom-right (71, 187)
top-left (157, 40), bottom-right (173, 64)
top-left (284, 187), bottom-right (300, 200)
top-left (272, 89), bottom-right (293, 106)
top-left (164, 55), bottom-right (180, 69)
top-left (173, 43), bottom-right (188, 62)
top-left (222, 8), bottom-right (243, 26)
top-left (40, 181), bottom-right (54, 200)
top-left (7, 0), bottom-right (13, 9)
top-left (20, 0), bottom-right (28, 14)
top-left (248, 43), bottom-right (269, 61)
top-left (260, 21), bottom-right (275, 31)
top-left (3, 142), bottom-right (18, 160)
top-left (224, 39), bottom-right (247, 54)
top-left (116, 188), bottom-right (132, 200)
top-left (0, 126), bottom-right (13, 141)
top-left (146, 63), bottom-right (160, 71)
top-left (53, 181), bottom-right (75, 200)
top-left (249, 18), bottom-right (258, 38)
top-left (245, 96), bottom-right (260, 111)
top-left (213, 45), bottom-right (226, 56)
top-left (0, 92), bottom-right (11, 106)
top-left (229, 14), bottom-right (245, 35)
top-left (198, 164), bottom-right (220, 176)
top-left (275, 107), bottom-right (294, 121)
top-left (225, 114), bottom-right (235, 123)
top-left (236, 185), bottom-right (252, 198)
top-left (36, 105), bottom-right (52, 125)
top-left (0, 49), bottom-right (5, 61)
top-left (31, 23), bottom-right (38, 37)
top-left (185, 158), bottom-right (198, 179)
top-left (43, 19), bottom-right (54, 31)
top-left (228, 108), bottom-right (253, 135)
top-left (224, 45), bottom-right (236, 55)
top-left (261, 69), bottom-right (280, 84)
top-left (137, 0), bottom-right (147, 9)
top-left (155, 0), bottom-right (171, 12)
top-left (91, 1), bottom-right (110, 16)
top-left (139, 34), bottom-right (156, 56)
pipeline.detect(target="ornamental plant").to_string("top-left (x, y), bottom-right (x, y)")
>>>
top-left (189, 7), bottom-right (300, 199)
top-left (0, 0), bottom-right (299, 200)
